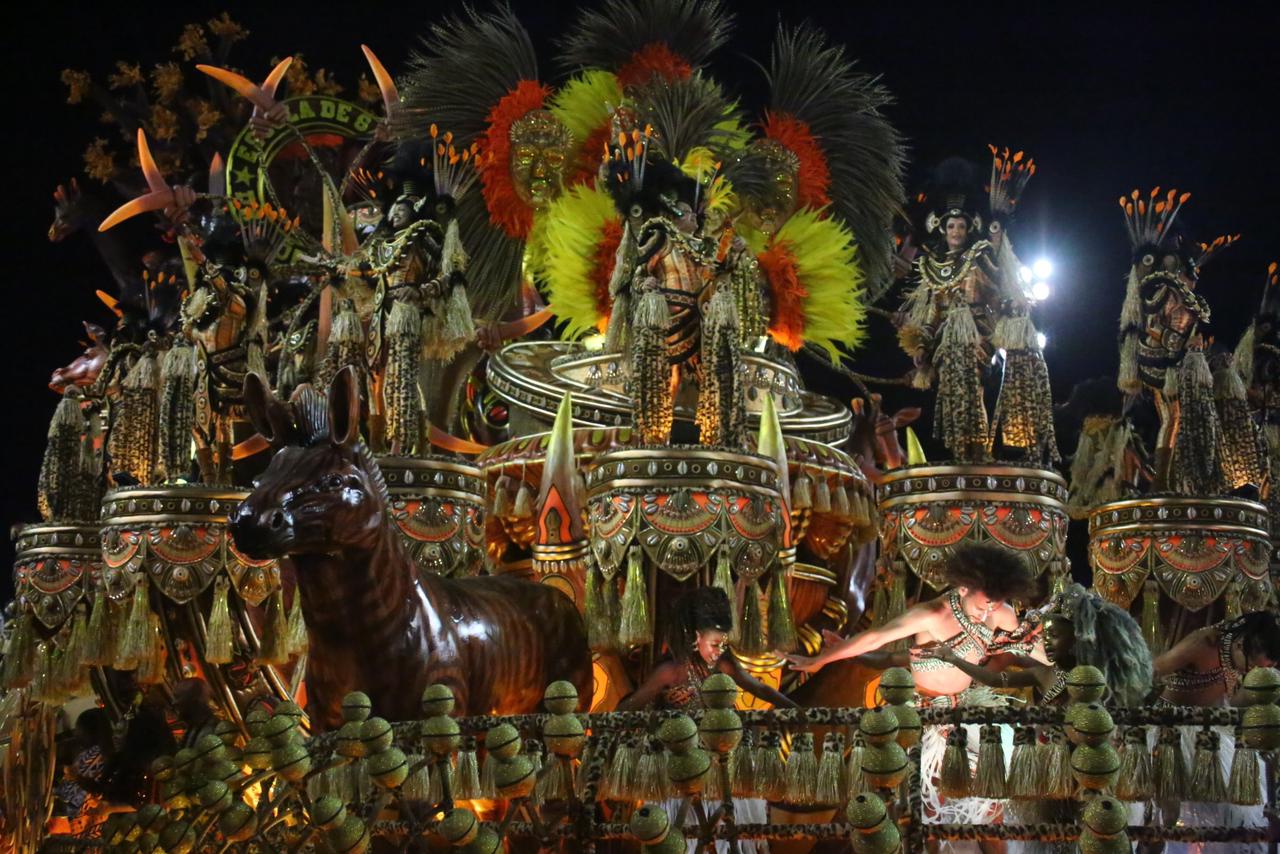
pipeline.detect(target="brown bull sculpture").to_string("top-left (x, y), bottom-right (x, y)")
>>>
top-left (230, 366), bottom-right (591, 729)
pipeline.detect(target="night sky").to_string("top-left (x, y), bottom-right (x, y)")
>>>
top-left (4, 2), bottom-right (1279, 600)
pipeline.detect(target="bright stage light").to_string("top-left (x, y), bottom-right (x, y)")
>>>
top-left (1031, 281), bottom-right (1051, 301)
top-left (1018, 265), bottom-right (1032, 284)
top-left (1036, 332), bottom-right (1048, 349)
top-left (1033, 258), bottom-right (1054, 279)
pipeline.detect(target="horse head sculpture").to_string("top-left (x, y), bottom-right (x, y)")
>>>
top-left (232, 367), bottom-right (591, 729)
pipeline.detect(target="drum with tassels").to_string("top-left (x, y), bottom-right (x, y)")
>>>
top-left (378, 456), bottom-right (485, 578)
top-left (583, 446), bottom-right (794, 695)
top-left (877, 463), bottom-right (1070, 600)
top-left (101, 486), bottom-right (279, 606)
top-left (478, 426), bottom-right (641, 566)
top-left (6, 523), bottom-right (102, 703)
top-left (12, 523), bottom-right (99, 633)
top-left (99, 485), bottom-right (291, 710)
top-left (1089, 495), bottom-right (1272, 653)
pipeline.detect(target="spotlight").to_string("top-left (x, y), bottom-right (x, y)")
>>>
top-left (1018, 265), bottom-right (1033, 284)
top-left (1031, 281), bottom-right (1051, 301)
top-left (1032, 258), bottom-right (1054, 279)
top-left (1036, 332), bottom-right (1048, 349)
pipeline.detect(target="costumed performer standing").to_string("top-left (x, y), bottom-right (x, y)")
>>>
top-left (785, 543), bottom-right (1036, 854)
top-left (618, 587), bottom-right (797, 854)
top-left (1150, 611), bottom-right (1280, 854)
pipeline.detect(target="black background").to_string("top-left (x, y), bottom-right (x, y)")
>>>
top-left (4, 2), bottom-right (1279, 601)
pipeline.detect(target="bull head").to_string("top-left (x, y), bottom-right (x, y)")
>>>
top-left (230, 368), bottom-right (385, 559)
top-left (849, 394), bottom-right (921, 482)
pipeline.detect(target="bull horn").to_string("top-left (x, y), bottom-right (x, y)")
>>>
top-left (208, 152), bottom-right (226, 197)
top-left (98, 190), bottom-right (179, 232)
top-left (196, 62), bottom-right (281, 114)
top-left (495, 308), bottom-right (553, 340)
top-left (136, 129), bottom-right (167, 194)
top-left (360, 45), bottom-right (400, 116)
top-left (94, 290), bottom-right (123, 317)
top-left (261, 56), bottom-right (293, 100)
top-left (231, 434), bottom-right (272, 461)
top-left (427, 423), bottom-right (489, 455)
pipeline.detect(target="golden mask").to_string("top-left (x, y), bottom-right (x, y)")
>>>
top-left (744, 140), bottom-right (799, 236)
top-left (508, 109), bottom-right (571, 208)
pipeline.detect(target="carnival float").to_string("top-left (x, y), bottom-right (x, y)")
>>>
top-left (3, 2), bottom-right (1279, 852)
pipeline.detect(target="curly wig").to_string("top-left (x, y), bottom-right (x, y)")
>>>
top-left (942, 543), bottom-right (1036, 603)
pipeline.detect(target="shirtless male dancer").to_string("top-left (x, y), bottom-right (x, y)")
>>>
top-left (785, 543), bottom-right (1037, 704)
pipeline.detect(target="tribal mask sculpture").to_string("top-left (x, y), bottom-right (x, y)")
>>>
top-left (508, 108), bottom-right (573, 208)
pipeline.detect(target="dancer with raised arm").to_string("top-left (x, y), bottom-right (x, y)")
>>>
top-left (921, 583), bottom-right (1152, 706)
top-left (617, 587), bottom-right (797, 713)
top-left (617, 587), bottom-right (795, 854)
top-left (926, 585), bottom-right (1151, 854)
top-left (787, 544), bottom-right (1035, 854)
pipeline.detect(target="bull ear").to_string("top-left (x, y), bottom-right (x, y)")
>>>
top-left (892, 407), bottom-right (923, 428)
top-left (243, 372), bottom-right (293, 448)
top-left (328, 366), bottom-right (362, 447)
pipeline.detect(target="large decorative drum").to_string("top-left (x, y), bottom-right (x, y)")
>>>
top-left (585, 446), bottom-right (787, 590)
top-left (479, 426), bottom-right (642, 568)
top-left (100, 486), bottom-right (279, 606)
top-left (488, 342), bottom-right (852, 446)
top-left (98, 485), bottom-right (289, 715)
top-left (378, 456), bottom-right (486, 578)
top-left (1089, 495), bottom-right (1272, 645)
top-left (12, 523), bottom-right (100, 632)
top-left (878, 463), bottom-right (1070, 594)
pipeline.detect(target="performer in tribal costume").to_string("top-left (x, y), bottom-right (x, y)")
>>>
top-left (617, 587), bottom-right (796, 854)
top-left (786, 544), bottom-right (1036, 853)
top-left (1151, 612), bottom-right (1280, 854)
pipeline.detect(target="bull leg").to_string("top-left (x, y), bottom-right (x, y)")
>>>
top-left (215, 416), bottom-right (236, 485)
top-left (194, 425), bottom-right (217, 484)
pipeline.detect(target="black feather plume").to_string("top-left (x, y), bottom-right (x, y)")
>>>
top-left (764, 23), bottom-right (906, 298)
top-left (557, 0), bottom-right (734, 77)
top-left (395, 3), bottom-right (539, 143)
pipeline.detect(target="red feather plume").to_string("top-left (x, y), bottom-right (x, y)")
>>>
top-left (762, 111), bottom-right (832, 211)
top-left (758, 239), bottom-right (808, 351)
top-left (481, 80), bottom-right (552, 239)
top-left (617, 42), bottom-right (693, 89)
